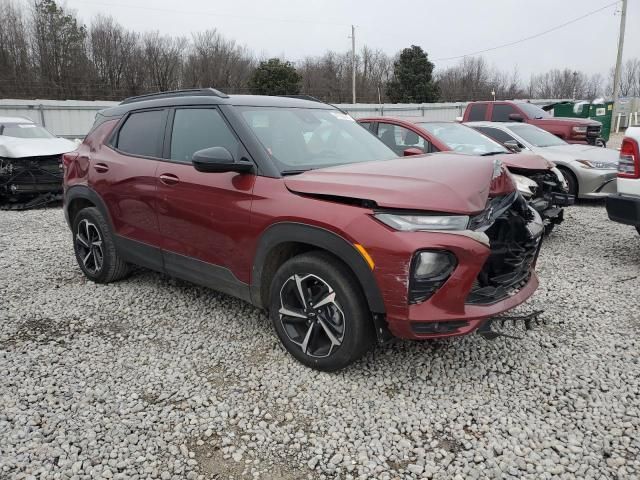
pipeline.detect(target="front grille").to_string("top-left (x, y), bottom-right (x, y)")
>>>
top-left (0, 155), bottom-right (63, 197)
top-left (586, 125), bottom-right (601, 138)
top-left (467, 196), bottom-right (542, 305)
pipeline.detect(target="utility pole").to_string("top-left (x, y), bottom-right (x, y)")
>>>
top-left (350, 25), bottom-right (356, 104)
top-left (612, 0), bottom-right (627, 103)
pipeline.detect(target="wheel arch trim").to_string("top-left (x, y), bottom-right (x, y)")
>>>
top-left (251, 222), bottom-right (386, 314)
top-left (64, 185), bottom-right (113, 231)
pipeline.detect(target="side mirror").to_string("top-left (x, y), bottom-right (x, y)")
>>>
top-left (503, 140), bottom-right (522, 153)
top-left (403, 147), bottom-right (423, 156)
top-left (508, 113), bottom-right (524, 122)
top-left (192, 147), bottom-right (253, 173)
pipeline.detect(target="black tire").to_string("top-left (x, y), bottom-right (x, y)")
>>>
top-left (636, 226), bottom-right (640, 236)
top-left (269, 251), bottom-right (374, 371)
top-left (72, 207), bottom-right (129, 283)
top-left (595, 138), bottom-right (606, 148)
top-left (559, 168), bottom-right (578, 199)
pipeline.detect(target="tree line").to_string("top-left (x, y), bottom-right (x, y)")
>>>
top-left (0, 0), bottom-right (638, 103)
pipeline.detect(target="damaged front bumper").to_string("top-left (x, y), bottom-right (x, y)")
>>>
top-left (380, 192), bottom-right (544, 340)
top-left (0, 155), bottom-right (63, 210)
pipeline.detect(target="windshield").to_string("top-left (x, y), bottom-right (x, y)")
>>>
top-left (418, 122), bottom-right (508, 155)
top-left (509, 124), bottom-right (567, 147)
top-left (516, 103), bottom-right (550, 120)
top-left (0, 123), bottom-right (55, 139)
top-left (238, 107), bottom-right (397, 172)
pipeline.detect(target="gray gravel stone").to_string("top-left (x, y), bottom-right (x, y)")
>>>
top-left (0, 205), bottom-right (639, 479)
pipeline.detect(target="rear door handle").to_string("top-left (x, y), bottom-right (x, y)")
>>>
top-left (159, 173), bottom-right (180, 185)
top-left (93, 163), bottom-right (109, 173)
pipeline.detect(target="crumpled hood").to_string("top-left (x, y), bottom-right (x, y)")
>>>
top-left (491, 152), bottom-right (553, 171)
top-left (284, 154), bottom-right (504, 214)
top-left (537, 144), bottom-right (619, 163)
top-left (0, 137), bottom-right (77, 158)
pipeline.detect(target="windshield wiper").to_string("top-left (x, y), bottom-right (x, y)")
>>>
top-left (480, 151), bottom-right (507, 156)
top-left (281, 169), bottom-right (312, 176)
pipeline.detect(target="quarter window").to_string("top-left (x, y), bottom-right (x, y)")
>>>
top-left (170, 108), bottom-right (240, 162)
top-left (116, 110), bottom-right (166, 157)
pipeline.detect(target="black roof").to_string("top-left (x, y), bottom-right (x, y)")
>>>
top-left (101, 88), bottom-right (335, 117)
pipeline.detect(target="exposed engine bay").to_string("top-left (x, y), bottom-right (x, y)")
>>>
top-left (0, 155), bottom-right (64, 210)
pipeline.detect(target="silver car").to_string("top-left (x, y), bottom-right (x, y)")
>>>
top-left (467, 121), bottom-right (618, 199)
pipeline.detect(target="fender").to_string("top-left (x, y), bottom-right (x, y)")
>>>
top-left (251, 222), bottom-right (386, 314)
top-left (64, 185), bottom-right (113, 231)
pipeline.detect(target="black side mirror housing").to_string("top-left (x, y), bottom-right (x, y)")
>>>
top-left (192, 147), bottom-right (254, 173)
top-left (503, 140), bottom-right (522, 153)
top-left (508, 113), bottom-right (524, 122)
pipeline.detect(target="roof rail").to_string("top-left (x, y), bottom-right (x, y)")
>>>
top-left (120, 88), bottom-right (229, 105)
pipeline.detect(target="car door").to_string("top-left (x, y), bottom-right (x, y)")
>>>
top-left (90, 108), bottom-right (166, 270)
top-left (155, 106), bottom-right (256, 293)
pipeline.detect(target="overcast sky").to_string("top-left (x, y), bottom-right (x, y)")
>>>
top-left (65, 0), bottom-right (639, 79)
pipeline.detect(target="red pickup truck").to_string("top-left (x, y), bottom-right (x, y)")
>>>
top-left (462, 100), bottom-right (604, 146)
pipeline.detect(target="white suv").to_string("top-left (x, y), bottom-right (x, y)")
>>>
top-left (606, 126), bottom-right (640, 234)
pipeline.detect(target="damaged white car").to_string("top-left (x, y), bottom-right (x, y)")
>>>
top-left (0, 116), bottom-right (77, 209)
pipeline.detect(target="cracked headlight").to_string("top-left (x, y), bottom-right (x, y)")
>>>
top-left (374, 213), bottom-right (469, 231)
top-left (510, 173), bottom-right (538, 198)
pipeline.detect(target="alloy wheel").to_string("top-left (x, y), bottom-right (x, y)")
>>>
top-left (75, 219), bottom-right (104, 274)
top-left (278, 273), bottom-right (345, 358)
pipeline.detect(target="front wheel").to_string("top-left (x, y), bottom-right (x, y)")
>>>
top-left (269, 251), bottom-right (374, 371)
top-left (559, 168), bottom-right (578, 199)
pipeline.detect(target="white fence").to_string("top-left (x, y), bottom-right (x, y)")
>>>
top-left (0, 99), bottom-right (118, 138)
top-left (0, 97), bottom-right (575, 138)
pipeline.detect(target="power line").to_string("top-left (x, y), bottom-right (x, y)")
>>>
top-left (434, 0), bottom-right (620, 61)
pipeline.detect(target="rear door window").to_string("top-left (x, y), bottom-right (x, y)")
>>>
top-left (116, 110), bottom-right (166, 158)
top-left (491, 104), bottom-right (519, 122)
top-left (473, 126), bottom-right (517, 145)
top-left (170, 108), bottom-right (240, 163)
top-left (467, 104), bottom-right (487, 121)
top-left (376, 123), bottom-right (428, 156)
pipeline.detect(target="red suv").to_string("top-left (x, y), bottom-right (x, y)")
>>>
top-left (63, 89), bottom-right (543, 370)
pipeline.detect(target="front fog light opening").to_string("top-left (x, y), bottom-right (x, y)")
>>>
top-left (409, 250), bottom-right (457, 304)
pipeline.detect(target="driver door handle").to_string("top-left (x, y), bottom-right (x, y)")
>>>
top-left (93, 163), bottom-right (109, 173)
top-left (159, 173), bottom-right (180, 185)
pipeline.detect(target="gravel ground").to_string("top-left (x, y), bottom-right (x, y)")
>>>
top-left (1, 204), bottom-right (639, 480)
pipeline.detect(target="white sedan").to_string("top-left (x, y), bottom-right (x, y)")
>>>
top-left (467, 121), bottom-right (619, 199)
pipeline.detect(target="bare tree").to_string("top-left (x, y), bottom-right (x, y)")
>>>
top-left (142, 31), bottom-right (187, 91)
top-left (182, 30), bottom-right (255, 92)
top-left (89, 15), bottom-right (139, 98)
top-left (0, 1), bottom-right (33, 97)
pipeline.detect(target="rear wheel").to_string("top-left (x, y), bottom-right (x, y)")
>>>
top-left (72, 207), bottom-right (129, 283)
top-left (269, 251), bottom-right (374, 371)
